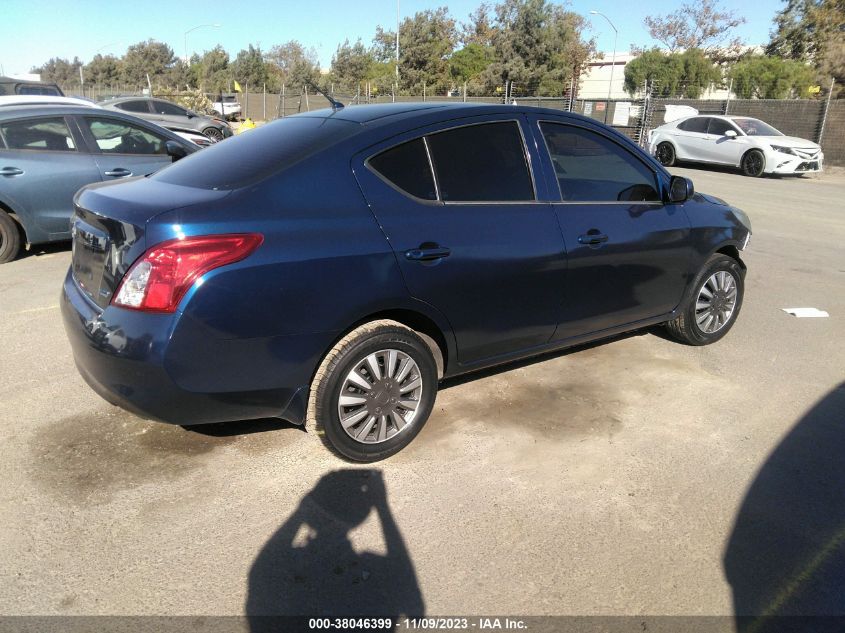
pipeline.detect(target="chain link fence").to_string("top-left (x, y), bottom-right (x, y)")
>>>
top-left (62, 78), bottom-right (844, 166)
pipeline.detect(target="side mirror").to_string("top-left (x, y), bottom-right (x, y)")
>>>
top-left (165, 140), bottom-right (188, 162)
top-left (724, 129), bottom-right (737, 138)
top-left (186, 111), bottom-right (195, 119)
top-left (669, 176), bottom-right (694, 203)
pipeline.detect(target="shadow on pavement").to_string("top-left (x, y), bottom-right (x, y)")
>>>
top-left (725, 382), bottom-right (845, 632)
top-left (246, 469), bottom-right (424, 631)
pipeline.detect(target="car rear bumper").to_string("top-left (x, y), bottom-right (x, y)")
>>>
top-left (61, 269), bottom-right (308, 425)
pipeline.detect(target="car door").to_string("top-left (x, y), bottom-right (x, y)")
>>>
top-left (354, 116), bottom-right (567, 366)
top-left (114, 99), bottom-right (155, 122)
top-left (673, 116), bottom-right (712, 161)
top-left (531, 117), bottom-right (691, 341)
top-left (151, 100), bottom-right (192, 130)
top-left (0, 115), bottom-right (101, 240)
top-left (76, 114), bottom-right (174, 180)
top-left (703, 118), bottom-right (745, 166)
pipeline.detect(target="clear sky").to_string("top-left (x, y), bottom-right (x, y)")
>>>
top-left (2, 0), bottom-right (783, 75)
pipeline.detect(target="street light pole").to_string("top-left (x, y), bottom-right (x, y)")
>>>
top-left (395, 0), bottom-right (400, 84)
top-left (590, 10), bottom-right (618, 124)
top-left (184, 24), bottom-right (221, 64)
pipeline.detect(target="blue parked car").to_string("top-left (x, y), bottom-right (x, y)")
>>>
top-left (0, 105), bottom-right (195, 263)
top-left (62, 103), bottom-right (751, 461)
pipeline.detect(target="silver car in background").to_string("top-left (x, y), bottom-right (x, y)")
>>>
top-left (648, 115), bottom-right (823, 177)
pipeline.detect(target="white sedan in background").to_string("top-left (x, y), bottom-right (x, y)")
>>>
top-left (648, 114), bottom-right (823, 177)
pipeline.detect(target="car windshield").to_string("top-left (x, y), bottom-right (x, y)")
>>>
top-left (151, 115), bottom-right (359, 190)
top-left (731, 118), bottom-right (783, 137)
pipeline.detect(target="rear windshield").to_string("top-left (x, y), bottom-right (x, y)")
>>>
top-left (152, 115), bottom-right (359, 190)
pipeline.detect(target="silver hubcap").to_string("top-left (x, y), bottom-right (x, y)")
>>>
top-left (695, 271), bottom-right (738, 334)
top-left (337, 349), bottom-right (423, 444)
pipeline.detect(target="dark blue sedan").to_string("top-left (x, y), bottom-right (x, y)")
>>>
top-left (61, 103), bottom-right (751, 461)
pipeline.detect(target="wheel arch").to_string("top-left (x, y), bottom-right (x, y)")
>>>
top-left (335, 308), bottom-right (452, 380)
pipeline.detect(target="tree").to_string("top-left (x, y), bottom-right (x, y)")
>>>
top-left (450, 42), bottom-right (494, 83)
top-left (767, 0), bottom-right (845, 94)
top-left (483, 0), bottom-right (594, 95)
top-left (190, 45), bottom-right (230, 93)
top-left (460, 3), bottom-right (497, 47)
top-left (331, 39), bottom-right (375, 88)
top-left (122, 40), bottom-right (176, 88)
top-left (374, 8), bottom-right (457, 90)
top-left (84, 54), bottom-right (122, 86)
top-left (34, 57), bottom-right (83, 86)
top-left (232, 44), bottom-right (269, 89)
top-left (266, 41), bottom-right (320, 89)
top-left (624, 48), bottom-right (721, 97)
top-left (729, 55), bottom-right (816, 98)
top-left (643, 0), bottom-right (746, 61)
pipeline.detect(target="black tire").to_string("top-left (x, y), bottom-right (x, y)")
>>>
top-left (665, 254), bottom-right (745, 346)
top-left (656, 142), bottom-right (676, 167)
top-left (202, 127), bottom-right (224, 142)
top-left (741, 149), bottom-right (766, 177)
top-left (308, 320), bottom-right (438, 462)
top-left (0, 211), bottom-right (22, 264)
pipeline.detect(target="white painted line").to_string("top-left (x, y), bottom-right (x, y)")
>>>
top-left (782, 308), bottom-right (830, 318)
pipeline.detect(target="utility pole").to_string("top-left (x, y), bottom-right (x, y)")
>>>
top-left (590, 10), bottom-right (617, 124)
top-left (395, 0), bottom-right (400, 84)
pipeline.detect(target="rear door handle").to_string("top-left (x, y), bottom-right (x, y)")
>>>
top-left (104, 168), bottom-right (132, 177)
top-left (405, 246), bottom-right (451, 261)
top-left (578, 233), bottom-right (608, 246)
top-left (0, 167), bottom-right (23, 176)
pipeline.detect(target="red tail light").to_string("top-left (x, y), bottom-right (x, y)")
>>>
top-left (112, 233), bottom-right (263, 312)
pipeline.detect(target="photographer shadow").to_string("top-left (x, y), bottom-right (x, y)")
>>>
top-left (725, 382), bottom-right (845, 632)
top-left (246, 469), bottom-right (424, 631)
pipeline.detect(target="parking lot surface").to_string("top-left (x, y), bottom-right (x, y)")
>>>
top-left (1, 166), bottom-right (843, 618)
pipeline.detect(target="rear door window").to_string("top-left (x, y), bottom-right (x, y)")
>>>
top-left (368, 138), bottom-right (437, 200)
top-left (539, 122), bottom-right (660, 203)
top-left (0, 117), bottom-right (76, 151)
top-left (117, 100), bottom-right (152, 114)
top-left (425, 121), bottom-right (534, 202)
top-left (678, 117), bottom-right (710, 133)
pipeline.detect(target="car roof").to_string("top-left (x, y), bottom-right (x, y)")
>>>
top-left (0, 104), bottom-right (125, 119)
top-left (99, 96), bottom-right (153, 104)
top-left (295, 102), bottom-right (604, 129)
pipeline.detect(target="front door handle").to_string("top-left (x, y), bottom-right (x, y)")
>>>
top-left (578, 233), bottom-right (609, 246)
top-left (405, 245), bottom-right (451, 261)
top-left (0, 167), bottom-right (23, 176)
top-left (104, 168), bottom-right (132, 177)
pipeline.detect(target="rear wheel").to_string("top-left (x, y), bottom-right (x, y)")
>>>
top-left (0, 211), bottom-right (22, 264)
top-left (308, 320), bottom-right (438, 462)
top-left (202, 127), bottom-right (224, 142)
top-left (656, 142), bottom-right (676, 167)
top-left (741, 149), bottom-right (766, 177)
top-left (665, 254), bottom-right (744, 345)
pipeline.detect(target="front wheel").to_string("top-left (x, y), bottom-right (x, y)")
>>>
top-left (202, 127), bottom-right (224, 142)
top-left (665, 254), bottom-right (745, 345)
top-left (741, 149), bottom-right (766, 177)
top-left (655, 142), bottom-right (676, 167)
top-left (308, 320), bottom-right (438, 462)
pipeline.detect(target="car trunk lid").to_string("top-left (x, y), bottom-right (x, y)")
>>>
top-left (71, 176), bottom-right (230, 310)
